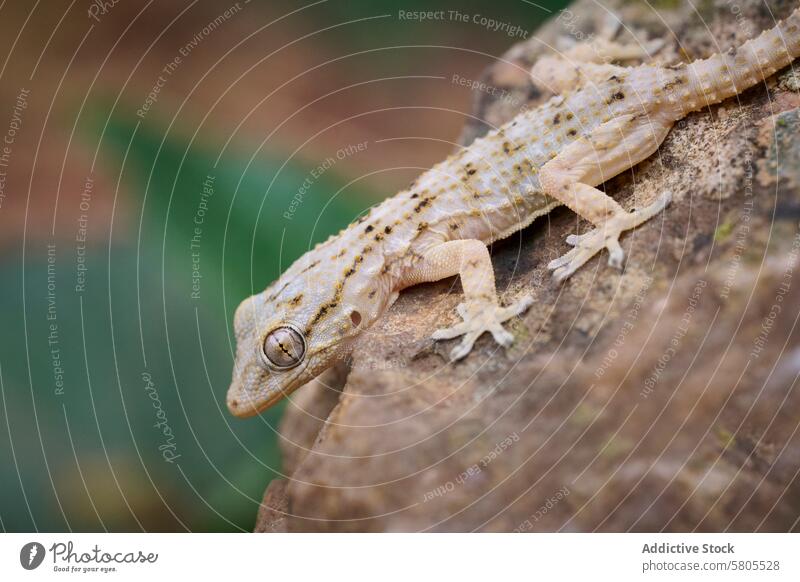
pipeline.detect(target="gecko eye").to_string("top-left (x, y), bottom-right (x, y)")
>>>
top-left (261, 325), bottom-right (306, 370)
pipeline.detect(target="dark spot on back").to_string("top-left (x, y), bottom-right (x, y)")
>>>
top-left (414, 198), bottom-right (432, 212)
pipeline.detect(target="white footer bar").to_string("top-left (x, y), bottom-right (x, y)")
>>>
top-left (1, 533), bottom-right (797, 581)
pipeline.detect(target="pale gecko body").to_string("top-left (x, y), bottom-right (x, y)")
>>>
top-left (229, 8), bottom-right (800, 417)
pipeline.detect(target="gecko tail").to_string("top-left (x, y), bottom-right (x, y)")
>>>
top-left (683, 7), bottom-right (800, 110)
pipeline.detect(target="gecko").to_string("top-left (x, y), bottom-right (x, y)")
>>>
top-left (228, 7), bottom-right (800, 417)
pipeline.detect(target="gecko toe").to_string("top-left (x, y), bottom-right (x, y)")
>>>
top-left (548, 245), bottom-right (582, 269)
top-left (506, 294), bottom-right (535, 316)
top-left (606, 238), bottom-right (625, 269)
top-left (553, 263), bottom-right (579, 283)
top-left (565, 232), bottom-right (592, 246)
top-left (432, 325), bottom-right (468, 341)
top-left (489, 324), bottom-right (514, 347)
top-left (552, 246), bottom-right (598, 281)
top-left (450, 331), bottom-right (481, 361)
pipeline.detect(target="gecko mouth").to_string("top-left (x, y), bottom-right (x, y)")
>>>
top-left (227, 387), bottom-right (286, 418)
top-left (227, 346), bottom-right (314, 417)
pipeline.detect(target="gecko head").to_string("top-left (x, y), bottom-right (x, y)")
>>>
top-left (226, 288), bottom-right (363, 418)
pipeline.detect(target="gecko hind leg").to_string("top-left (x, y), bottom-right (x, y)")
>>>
top-left (548, 190), bottom-right (672, 282)
top-left (405, 239), bottom-right (533, 361)
top-left (539, 113), bottom-right (675, 282)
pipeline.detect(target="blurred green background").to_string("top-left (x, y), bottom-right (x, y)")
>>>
top-left (0, 0), bottom-right (567, 531)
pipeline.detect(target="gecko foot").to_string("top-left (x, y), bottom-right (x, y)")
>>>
top-left (549, 191), bottom-right (672, 282)
top-left (432, 295), bottom-right (534, 361)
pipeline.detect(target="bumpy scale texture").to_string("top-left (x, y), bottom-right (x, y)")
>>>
top-left (229, 7), bottom-right (800, 417)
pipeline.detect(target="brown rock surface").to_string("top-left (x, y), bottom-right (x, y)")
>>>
top-left (256, 0), bottom-right (800, 532)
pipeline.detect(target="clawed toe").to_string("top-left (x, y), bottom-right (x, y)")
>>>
top-left (489, 324), bottom-right (514, 347)
top-left (432, 324), bottom-right (467, 341)
top-left (565, 232), bottom-right (592, 246)
top-left (449, 331), bottom-right (482, 360)
top-left (501, 294), bottom-right (535, 317)
top-left (606, 237), bottom-right (625, 269)
top-left (548, 245), bottom-right (583, 269)
top-left (550, 230), bottom-right (623, 282)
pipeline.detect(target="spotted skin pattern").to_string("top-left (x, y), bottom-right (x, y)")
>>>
top-left (229, 8), bottom-right (800, 417)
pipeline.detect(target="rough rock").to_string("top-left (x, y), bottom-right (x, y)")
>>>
top-left (254, 479), bottom-right (289, 533)
top-left (256, 0), bottom-right (800, 532)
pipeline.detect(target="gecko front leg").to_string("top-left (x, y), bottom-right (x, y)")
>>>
top-left (540, 112), bottom-right (674, 281)
top-left (405, 239), bottom-right (533, 360)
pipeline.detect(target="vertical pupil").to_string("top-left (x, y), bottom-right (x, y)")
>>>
top-left (264, 327), bottom-right (305, 368)
top-left (278, 334), bottom-right (295, 358)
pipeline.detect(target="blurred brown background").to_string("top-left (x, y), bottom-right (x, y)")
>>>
top-left (0, 0), bottom-right (566, 531)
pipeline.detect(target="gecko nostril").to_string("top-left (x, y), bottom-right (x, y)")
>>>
top-left (350, 310), bottom-right (362, 327)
